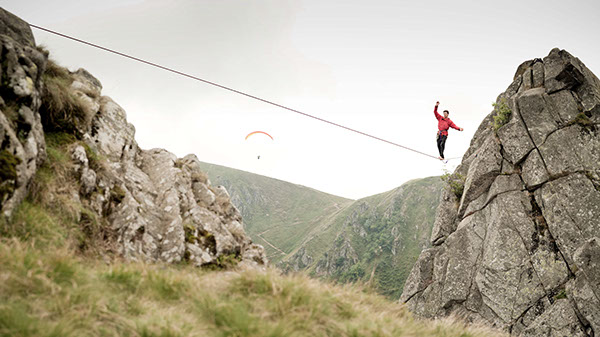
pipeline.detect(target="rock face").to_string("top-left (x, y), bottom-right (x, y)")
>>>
top-left (0, 8), bottom-right (46, 220)
top-left (0, 9), bottom-right (266, 270)
top-left (400, 48), bottom-right (600, 337)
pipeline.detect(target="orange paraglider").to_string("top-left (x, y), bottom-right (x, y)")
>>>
top-left (245, 131), bottom-right (273, 160)
top-left (245, 131), bottom-right (273, 141)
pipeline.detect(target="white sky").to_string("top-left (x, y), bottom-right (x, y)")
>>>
top-left (3, 0), bottom-right (600, 199)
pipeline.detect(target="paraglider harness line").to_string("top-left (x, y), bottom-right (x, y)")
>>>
top-left (30, 23), bottom-right (442, 161)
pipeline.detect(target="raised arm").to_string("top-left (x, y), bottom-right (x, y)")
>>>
top-left (434, 101), bottom-right (442, 120)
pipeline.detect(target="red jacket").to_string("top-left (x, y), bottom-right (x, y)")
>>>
top-left (434, 105), bottom-right (460, 136)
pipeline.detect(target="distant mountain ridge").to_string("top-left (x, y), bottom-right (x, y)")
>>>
top-left (197, 161), bottom-right (444, 299)
top-left (195, 161), bottom-right (354, 262)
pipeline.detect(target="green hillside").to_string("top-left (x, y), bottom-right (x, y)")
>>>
top-left (196, 162), bottom-right (354, 262)
top-left (195, 161), bottom-right (443, 300)
top-left (281, 177), bottom-right (444, 300)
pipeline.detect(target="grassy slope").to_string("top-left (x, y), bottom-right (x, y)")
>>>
top-left (341, 176), bottom-right (443, 299)
top-left (0, 238), bottom-right (507, 337)
top-left (196, 161), bottom-right (354, 262)
top-left (279, 177), bottom-right (443, 300)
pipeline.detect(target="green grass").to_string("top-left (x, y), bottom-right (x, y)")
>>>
top-left (492, 99), bottom-right (512, 131)
top-left (566, 112), bottom-right (596, 130)
top-left (39, 59), bottom-right (93, 136)
top-left (441, 171), bottom-right (466, 199)
top-left (277, 176), bottom-right (444, 300)
top-left (0, 149), bottom-right (22, 203)
top-left (5, 131), bottom-right (110, 254)
top-left (0, 200), bottom-right (71, 248)
top-left (0, 238), bottom-right (506, 337)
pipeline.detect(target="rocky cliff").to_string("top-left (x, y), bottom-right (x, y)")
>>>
top-left (0, 8), bottom-right (266, 269)
top-left (400, 48), bottom-right (600, 336)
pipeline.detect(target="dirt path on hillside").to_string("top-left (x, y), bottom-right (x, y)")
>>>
top-left (257, 232), bottom-right (286, 256)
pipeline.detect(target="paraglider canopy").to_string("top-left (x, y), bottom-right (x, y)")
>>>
top-left (245, 131), bottom-right (273, 160)
top-left (245, 131), bottom-right (273, 141)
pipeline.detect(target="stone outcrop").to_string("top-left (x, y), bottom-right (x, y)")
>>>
top-left (400, 48), bottom-right (600, 336)
top-left (0, 9), bottom-right (266, 270)
top-left (0, 7), bottom-right (46, 220)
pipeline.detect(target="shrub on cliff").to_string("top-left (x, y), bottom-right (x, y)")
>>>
top-left (492, 98), bottom-right (512, 131)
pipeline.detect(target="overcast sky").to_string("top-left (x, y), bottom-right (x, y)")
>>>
top-left (3, 0), bottom-right (600, 199)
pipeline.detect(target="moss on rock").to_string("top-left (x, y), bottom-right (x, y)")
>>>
top-left (0, 149), bottom-right (21, 204)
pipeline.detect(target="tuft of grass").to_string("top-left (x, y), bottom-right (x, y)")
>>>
top-left (0, 200), bottom-right (71, 248)
top-left (492, 99), bottom-right (512, 131)
top-left (147, 273), bottom-right (185, 301)
top-left (0, 149), bottom-right (22, 204)
top-left (14, 132), bottom-right (113, 254)
top-left (441, 171), bottom-right (466, 199)
top-left (566, 112), bottom-right (595, 130)
top-left (27, 133), bottom-right (80, 224)
top-left (104, 267), bottom-right (143, 293)
top-left (109, 185), bottom-right (126, 204)
top-left (554, 289), bottom-right (567, 300)
top-left (39, 59), bottom-right (93, 136)
top-left (1, 102), bottom-right (20, 129)
top-left (82, 142), bottom-right (105, 172)
top-left (202, 253), bottom-right (241, 271)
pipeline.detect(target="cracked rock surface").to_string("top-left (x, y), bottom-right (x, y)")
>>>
top-left (0, 9), bottom-right (266, 270)
top-left (400, 48), bottom-right (600, 337)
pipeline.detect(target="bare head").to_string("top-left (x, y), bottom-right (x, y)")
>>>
top-left (443, 110), bottom-right (449, 118)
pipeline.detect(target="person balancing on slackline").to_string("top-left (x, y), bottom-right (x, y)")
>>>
top-left (434, 101), bottom-right (463, 161)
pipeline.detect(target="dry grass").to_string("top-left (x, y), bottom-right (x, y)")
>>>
top-left (4, 132), bottom-right (113, 255)
top-left (0, 234), bottom-right (507, 337)
top-left (39, 59), bottom-right (94, 136)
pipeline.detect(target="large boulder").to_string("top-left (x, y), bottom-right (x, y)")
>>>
top-left (401, 48), bottom-right (600, 336)
top-left (0, 8), bottom-right (36, 47)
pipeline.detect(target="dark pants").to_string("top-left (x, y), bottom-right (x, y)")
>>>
top-left (436, 133), bottom-right (447, 159)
